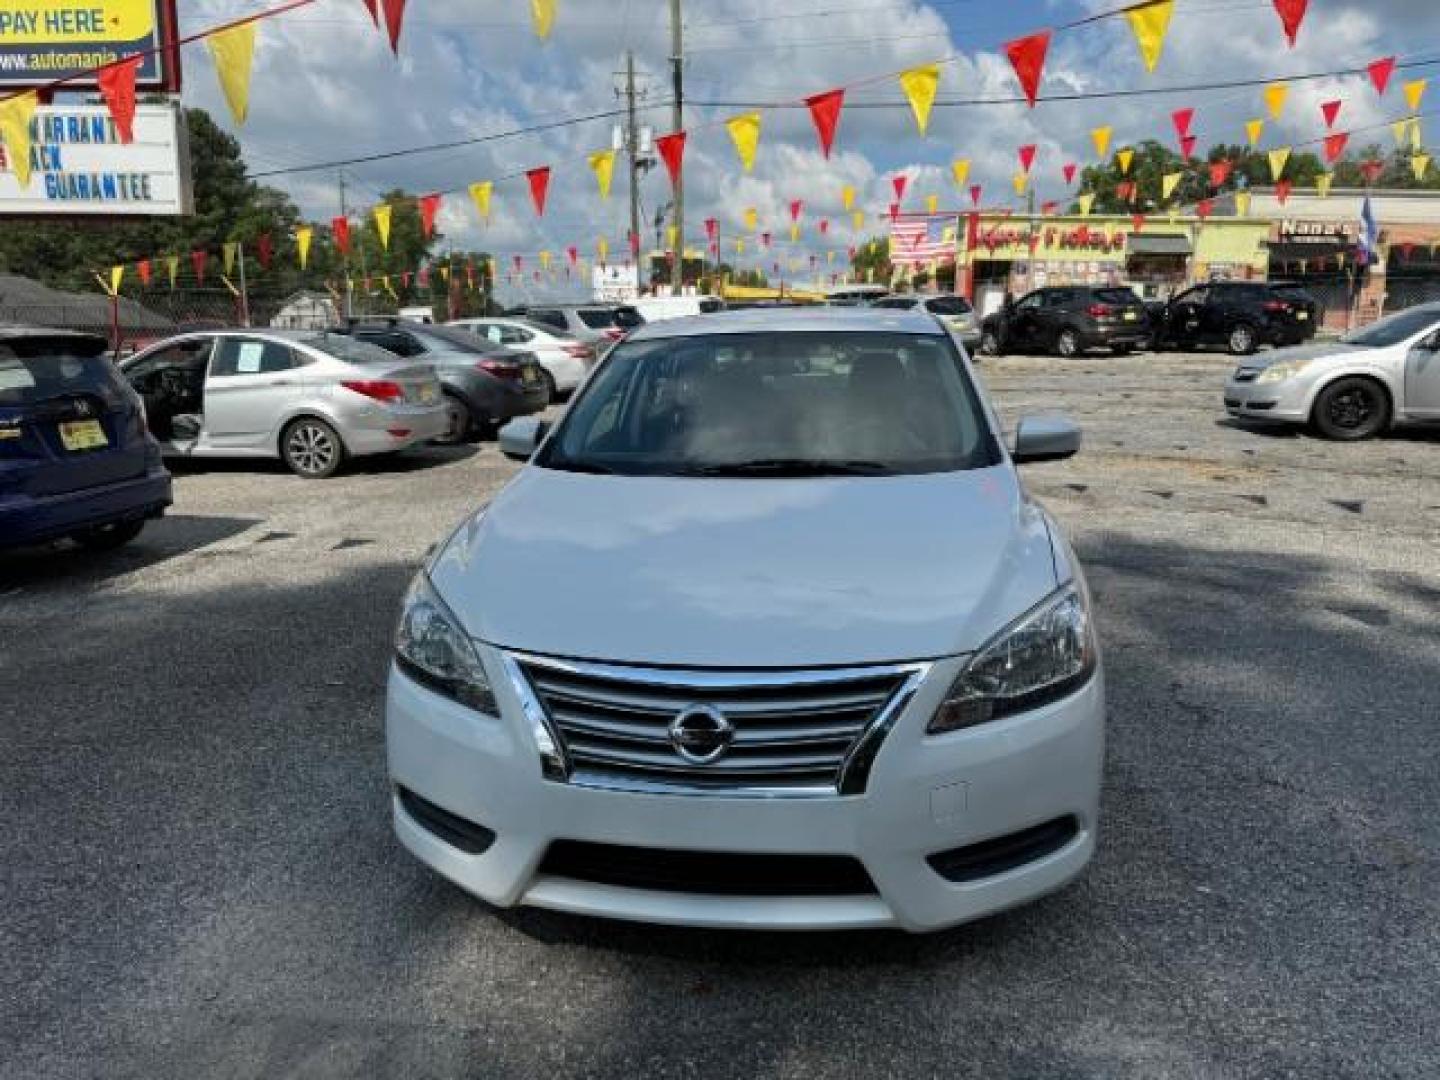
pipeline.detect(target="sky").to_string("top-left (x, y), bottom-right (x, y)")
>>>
top-left (174, 0), bottom-right (1440, 302)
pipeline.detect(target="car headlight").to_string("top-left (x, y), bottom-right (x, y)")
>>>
top-left (1256, 359), bottom-right (1312, 384)
top-left (929, 585), bottom-right (1096, 733)
top-left (394, 571), bottom-right (497, 714)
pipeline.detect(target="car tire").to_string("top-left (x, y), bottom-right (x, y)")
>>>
top-left (1312, 377), bottom-right (1390, 441)
top-left (281, 416), bottom-right (345, 479)
top-left (1227, 323), bottom-right (1258, 356)
top-left (71, 518), bottom-right (145, 551)
top-left (541, 368), bottom-right (558, 404)
top-left (435, 393), bottom-right (471, 446)
top-left (1112, 345), bottom-right (1134, 356)
top-left (1055, 328), bottom-right (1081, 357)
top-left (979, 329), bottom-right (1003, 357)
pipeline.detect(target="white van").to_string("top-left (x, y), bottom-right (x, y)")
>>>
top-left (631, 294), bottom-right (724, 323)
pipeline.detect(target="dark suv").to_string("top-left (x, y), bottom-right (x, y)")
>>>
top-left (1153, 281), bottom-right (1320, 355)
top-left (979, 286), bottom-right (1150, 357)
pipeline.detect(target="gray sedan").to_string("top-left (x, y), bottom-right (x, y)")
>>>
top-left (1224, 303), bottom-right (1440, 440)
top-left (120, 330), bottom-right (448, 478)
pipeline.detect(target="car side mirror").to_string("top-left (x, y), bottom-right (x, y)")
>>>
top-left (498, 417), bottom-right (549, 461)
top-left (1012, 414), bottom-right (1081, 464)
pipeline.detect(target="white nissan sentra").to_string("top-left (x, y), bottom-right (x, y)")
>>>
top-left (386, 307), bottom-right (1104, 932)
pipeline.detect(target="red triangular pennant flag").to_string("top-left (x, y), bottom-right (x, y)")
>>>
top-left (331, 216), bottom-right (351, 255)
top-left (1361, 159), bottom-right (1384, 185)
top-left (888, 203), bottom-right (900, 223)
top-left (1062, 162), bottom-right (1076, 185)
top-left (1367, 57), bottom-right (1395, 96)
top-left (191, 250), bottom-right (208, 284)
top-left (704, 217), bottom-right (718, 239)
top-left (567, 245), bottom-right (578, 266)
top-left (655, 132), bottom-right (686, 189)
top-left (1209, 160), bottom-right (1233, 187)
top-left (1323, 132), bottom-right (1349, 164)
top-left (136, 259), bottom-right (152, 287)
top-left (526, 166), bottom-right (552, 215)
top-left (761, 232), bottom-right (771, 248)
top-left (805, 88), bottom-right (845, 158)
top-left (1171, 107), bottom-right (1194, 139)
top-left (789, 200), bottom-right (803, 222)
top-left (1180, 135), bottom-right (1197, 160)
top-left (1195, 198), bottom-right (1214, 220)
top-left (381, 0), bottom-right (407, 53)
top-left (419, 193), bottom-right (441, 238)
top-left (1131, 214), bottom-right (1146, 233)
top-left (1272, 0), bottom-right (1307, 46)
top-left (359, 0), bottom-right (377, 25)
top-left (969, 184), bottom-right (982, 207)
top-left (1004, 30), bottom-right (1050, 107)
top-left (1041, 201), bottom-right (1057, 215)
top-left (1017, 144), bottom-right (1037, 173)
top-left (1320, 99), bottom-right (1341, 129)
top-left (892, 174), bottom-right (908, 203)
top-left (257, 232), bottom-right (273, 268)
top-left (97, 56), bottom-right (141, 143)
top-left (1275, 179), bottom-right (1293, 204)
top-left (819, 218), bottom-right (829, 235)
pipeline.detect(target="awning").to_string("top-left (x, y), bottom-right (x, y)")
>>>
top-left (1126, 234), bottom-right (1192, 256)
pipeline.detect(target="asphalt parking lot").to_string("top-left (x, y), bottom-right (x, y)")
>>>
top-left (4, 350), bottom-right (1439, 1079)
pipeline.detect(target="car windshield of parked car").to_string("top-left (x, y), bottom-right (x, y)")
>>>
top-left (539, 331), bottom-right (999, 477)
top-left (1340, 307), bottom-right (1440, 348)
top-left (0, 341), bottom-right (110, 406)
top-left (302, 333), bottom-right (405, 365)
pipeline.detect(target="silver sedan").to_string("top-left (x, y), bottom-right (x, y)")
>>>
top-left (120, 330), bottom-right (448, 478)
top-left (1223, 303), bottom-right (1440, 440)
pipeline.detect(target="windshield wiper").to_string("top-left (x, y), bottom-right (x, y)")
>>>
top-left (677, 458), bottom-right (896, 477)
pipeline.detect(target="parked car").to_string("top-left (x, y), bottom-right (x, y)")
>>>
top-left (118, 330), bottom-right (447, 479)
top-left (631, 294), bottom-right (725, 323)
top-left (333, 319), bottom-right (548, 438)
top-left (386, 307), bottom-right (1104, 933)
top-left (1224, 302), bottom-right (1440, 440)
top-left (524, 303), bottom-right (644, 350)
top-left (446, 317), bottom-right (595, 401)
top-left (1154, 280), bottom-right (1320, 355)
top-left (869, 293), bottom-right (980, 351)
top-left (1, 327), bottom-right (171, 550)
top-left (979, 286), bottom-right (1150, 357)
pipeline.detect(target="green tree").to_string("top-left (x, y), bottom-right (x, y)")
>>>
top-left (1075, 138), bottom-right (1327, 213)
top-left (849, 237), bottom-right (891, 283)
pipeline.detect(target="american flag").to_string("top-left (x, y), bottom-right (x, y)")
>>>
top-left (889, 214), bottom-right (959, 266)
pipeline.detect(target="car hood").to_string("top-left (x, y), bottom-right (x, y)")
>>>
top-left (428, 466), bottom-right (1061, 667)
top-left (1239, 341), bottom-right (1365, 371)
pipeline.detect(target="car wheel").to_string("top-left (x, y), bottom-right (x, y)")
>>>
top-left (1227, 323), bottom-right (1258, 356)
top-left (1112, 344), bottom-right (1134, 356)
top-left (281, 417), bottom-right (345, 478)
top-left (1312, 377), bottom-right (1390, 441)
top-left (434, 393), bottom-right (471, 446)
top-left (541, 368), bottom-right (558, 404)
top-left (979, 329), bottom-right (1003, 356)
top-left (1055, 328), bottom-right (1081, 357)
top-left (71, 519), bottom-right (145, 551)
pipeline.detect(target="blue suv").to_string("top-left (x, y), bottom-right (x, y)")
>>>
top-left (1, 328), bottom-right (171, 551)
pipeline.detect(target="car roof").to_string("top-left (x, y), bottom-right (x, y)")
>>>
top-left (0, 325), bottom-right (109, 346)
top-left (625, 306), bottom-right (945, 342)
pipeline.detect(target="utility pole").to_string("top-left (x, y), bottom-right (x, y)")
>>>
top-left (669, 0), bottom-right (684, 293)
top-left (623, 52), bottom-right (643, 290)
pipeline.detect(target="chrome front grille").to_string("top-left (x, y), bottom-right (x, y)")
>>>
top-left (506, 653), bottom-right (927, 797)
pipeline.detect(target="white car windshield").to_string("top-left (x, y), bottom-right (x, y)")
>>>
top-left (1341, 306), bottom-right (1440, 348)
top-left (538, 331), bottom-right (1000, 477)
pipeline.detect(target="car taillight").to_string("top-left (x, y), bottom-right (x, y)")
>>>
top-left (477, 358), bottom-right (522, 380)
top-left (341, 379), bottom-right (405, 402)
top-left (1263, 299), bottom-right (1289, 312)
top-left (1087, 304), bottom-right (1113, 318)
top-left (603, 328), bottom-right (623, 340)
top-left (562, 343), bottom-right (595, 359)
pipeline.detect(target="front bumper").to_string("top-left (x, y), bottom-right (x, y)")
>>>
top-left (0, 466), bottom-right (171, 549)
top-left (1223, 371), bottom-right (1311, 422)
top-left (386, 648), bottom-right (1105, 932)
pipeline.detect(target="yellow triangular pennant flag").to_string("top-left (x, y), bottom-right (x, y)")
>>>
top-left (1012, 172), bottom-right (1029, 196)
top-left (223, 241), bottom-right (238, 276)
top-left (596, 236), bottom-right (609, 262)
top-left (725, 112), bottom-right (761, 172)
top-left (841, 185), bottom-right (856, 211)
top-left (898, 63), bottom-right (940, 136)
top-left (165, 255), bottom-right (179, 288)
top-left (1263, 82), bottom-right (1288, 120)
top-left (1235, 191), bottom-right (1252, 216)
top-left (469, 181), bottom-right (492, 221)
top-left (1125, 0), bottom-right (1174, 72)
top-left (532, 0), bottom-right (556, 40)
top-left (1077, 192), bottom-right (1095, 216)
top-left (1161, 172), bottom-right (1182, 200)
top-left (539, 250), bottom-right (551, 270)
top-left (206, 23), bottom-right (257, 125)
top-left (296, 226), bottom-right (312, 269)
top-left (1116, 148), bottom-right (1134, 175)
top-left (1404, 78), bottom-right (1427, 112)
top-left (1245, 118), bottom-right (1264, 147)
top-left (744, 207), bottom-right (758, 232)
top-left (1392, 118), bottom-right (1412, 148)
top-left (110, 265), bottom-right (124, 295)
top-left (666, 225), bottom-right (677, 248)
top-left (1268, 147), bottom-right (1290, 182)
top-left (1316, 172), bottom-right (1332, 198)
top-left (439, 264), bottom-right (450, 282)
top-left (951, 159), bottom-right (970, 188)
top-left (1091, 126), bottom-right (1113, 161)
top-left (734, 238), bottom-right (745, 254)
top-left (587, 149), bottom-right (616, 199)
top-left (827, 250), bottom-right (835, 264)
top-left (373, 204), bottom-right (392, 250)
top-left (924, 194), bottom-right (938, 214)
top-left (0, 91), bottom-right (38, 187)
top-left (851, 210), bottom-right (864, 231)
top-left (1414, 154), bottom-right (1431, 181)
top-left (786, 223), bottom-right (797, 242)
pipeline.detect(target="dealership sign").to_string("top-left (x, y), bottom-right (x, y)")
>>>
top-left (0, 104), bottom-right (192, 215)
top-left (0, 1), bottom-right (171, 88)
